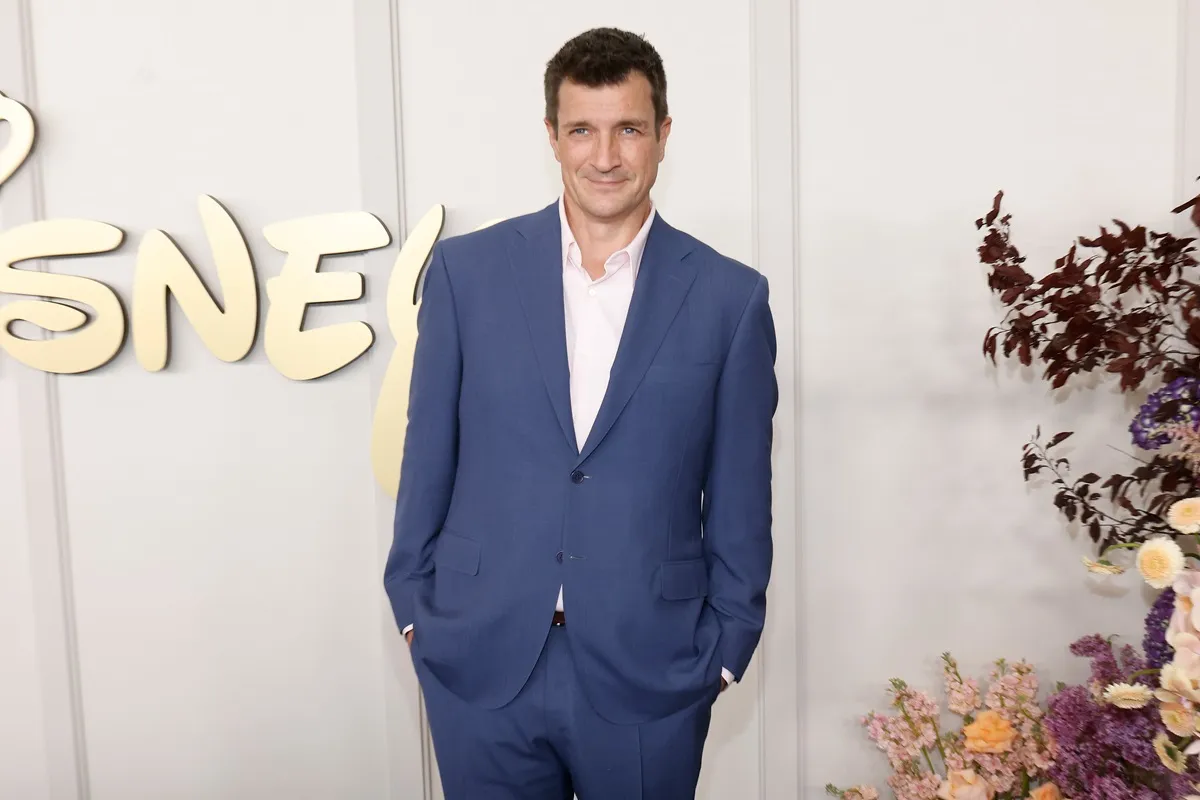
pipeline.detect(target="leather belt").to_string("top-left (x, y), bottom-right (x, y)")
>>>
top-left (552, 610), bottom-right (566, 626)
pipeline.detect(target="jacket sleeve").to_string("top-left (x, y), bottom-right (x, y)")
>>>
top-left (702, 273), bottom-right (777, 680)
top-left (382, 243), bottom-right (461, 633)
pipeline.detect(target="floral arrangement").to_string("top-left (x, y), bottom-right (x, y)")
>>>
top-left (976, 185), bottom-right (1200, 554)
top-left (824, 654), bottom-right (1056, 800)
top-left (827, 185), bottom-right (1200, 798)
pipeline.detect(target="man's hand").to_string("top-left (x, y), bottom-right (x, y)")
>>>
top-left (720, 677), bottom-right (728, 692)
top-left (405, 630), bottom-right (413, 646)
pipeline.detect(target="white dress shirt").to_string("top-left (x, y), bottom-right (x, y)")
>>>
top-left (557, 199), bottom-right (734, 688)
top-left (410, 198), bottom-right (733, 687)
top-left (557, 196), bottom-right (653, 608)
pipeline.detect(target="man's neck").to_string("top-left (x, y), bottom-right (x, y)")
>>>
top-left (563, 195), bottom-right (652, 275)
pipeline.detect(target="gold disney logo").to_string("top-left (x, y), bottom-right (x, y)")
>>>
top-left (0, 91), bottom-right (492, 497)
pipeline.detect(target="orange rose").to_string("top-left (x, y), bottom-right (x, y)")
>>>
top-left (1029, 783), bottom-right (1062, 800)
top-left (963, 710), bottom-right (1015, 753)
top-left (936, 769), bottom-right (994, 800)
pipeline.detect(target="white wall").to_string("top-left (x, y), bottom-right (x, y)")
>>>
top-left (1, 4), bottom-right (68, 797)
top-left (3, 0), bottom-right (1197, 798)
top-left (800, 0), bottom-right (1189, 793)
top-left (0, 290), bottom-right (52, 800)
top-left (0, 0), bottom-right (783, 798)
top-left (3, 0), bottom-right (392, 798)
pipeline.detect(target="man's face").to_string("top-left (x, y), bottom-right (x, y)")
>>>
top-left (546, 72), bottom-right (670, 223)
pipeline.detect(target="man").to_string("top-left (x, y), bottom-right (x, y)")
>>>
top-left (383, 26), bottom-right (776, 800)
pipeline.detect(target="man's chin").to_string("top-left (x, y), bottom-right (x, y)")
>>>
top-left (576, 195), bottom-right (638, 221)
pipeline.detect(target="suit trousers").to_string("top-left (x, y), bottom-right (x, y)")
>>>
top-left (412, 625), bottom-right (719, 799)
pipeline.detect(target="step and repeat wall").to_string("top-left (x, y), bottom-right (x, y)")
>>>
top-left (1, 1), bottom-right (1197, 798)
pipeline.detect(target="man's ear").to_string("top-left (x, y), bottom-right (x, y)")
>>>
top-left (656, 116), bottom-right (672, 161)
top-left (545, 119), bottom-right (561, 163)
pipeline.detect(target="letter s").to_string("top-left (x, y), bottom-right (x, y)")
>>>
top-left (0, 220), bottom-right (125, 373)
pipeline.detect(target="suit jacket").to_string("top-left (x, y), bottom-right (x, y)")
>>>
top-left (383, 201), bottom-right (777, 725)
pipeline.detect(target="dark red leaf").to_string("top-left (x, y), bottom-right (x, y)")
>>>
top-left (985, 191), bottom-right (1004, 225)
top-left (1018, 339), bottom-right (1032, 366)
top-left (1047, 431), bottom-right (1074, 448)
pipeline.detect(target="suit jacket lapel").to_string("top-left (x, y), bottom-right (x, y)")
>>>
top-left (575, 214), bottom-right (698, 465)
top-left (509, 203), bottom-right (578, 452)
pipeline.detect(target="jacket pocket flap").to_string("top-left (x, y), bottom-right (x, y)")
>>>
top-left (660, 558), bottom-right (708, 600)
top-left (434, 531), bottom-right (481, 575)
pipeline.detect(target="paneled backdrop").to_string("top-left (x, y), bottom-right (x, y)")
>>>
top-left (1, 1), bottom-right (1197, 798)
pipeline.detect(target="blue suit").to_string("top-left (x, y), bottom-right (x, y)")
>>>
top-left (384, 201), bottom-right (776, 798)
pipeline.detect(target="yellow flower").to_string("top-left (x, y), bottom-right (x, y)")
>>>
top-left (963, 710), bottom-right (1015, 754)
top-left (1082, 556), bottom-right (1125, 575)
top-left (1029, 784), bottom-right (1062, 800)
top-left (1169, 497), bottom-right (1200, 534)
top-left (1159, 700), bottom-right (1197, 737)
top-left (1103, 682), bottom-right (1153, 709)
top-left (1136, 537), bottom-right (1186, 589)
top-left (1154, 731), bottom-right (1187, 774)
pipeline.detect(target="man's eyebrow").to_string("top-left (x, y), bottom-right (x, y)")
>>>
top-left (560, 118), bottom-right (651, 130)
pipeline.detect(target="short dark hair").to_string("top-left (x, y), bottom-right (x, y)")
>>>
top-left (544, 27), bottom-right (668, 134)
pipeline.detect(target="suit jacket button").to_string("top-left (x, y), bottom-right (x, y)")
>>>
top-left (570, 469), bottom-right (585, 484)
top-left (555, 551), bottom-right (564, 563)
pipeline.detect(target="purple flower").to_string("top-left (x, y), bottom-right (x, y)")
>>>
top-left (1068, 634), bottom-right (1124, 686)
top-left (1045, 634), bottom-right (1200, 797)
top-left (1130, 377), bottom-right (1200, 449)
top-left (1143, 588), bottom-right (1176, 670)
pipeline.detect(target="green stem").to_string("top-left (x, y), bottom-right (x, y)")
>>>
top-left (930, 717), bottom-right (948, 764)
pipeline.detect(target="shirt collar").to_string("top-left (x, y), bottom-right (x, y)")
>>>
top-left (558, 196), bottom-right (656, 281)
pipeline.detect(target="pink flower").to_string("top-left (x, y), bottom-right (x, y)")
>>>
top-left (842, 788), bottom-right (880, 800)
top-left (944, 655), bottom-right (982, 715)
top-left (862, 682), bottom-right (941, 772)
top-left (888, 771), bottom-right (942, 800)
top-left (1170, 569), bottom-right (1200, 643)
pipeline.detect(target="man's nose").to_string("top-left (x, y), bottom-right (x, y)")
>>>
top-left (591, 133), bottom-right (620, 172)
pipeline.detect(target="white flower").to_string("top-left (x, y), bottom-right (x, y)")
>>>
top-left (1155, 731), bottom-right (1187, 774)
top-left (1103, 682), bottom-right (1153, 708)
top-left (1169, 497), bottom-right (1200, 534)
top-left (1137, 537), bottom-right (1186, 589)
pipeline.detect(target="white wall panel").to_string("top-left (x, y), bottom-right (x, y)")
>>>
top-left (1, 2), bottom-right (80, 797)
top-left (797, 1), bottom-right (1180, 793)
top-left (21, 1), bottom-right (390, 797)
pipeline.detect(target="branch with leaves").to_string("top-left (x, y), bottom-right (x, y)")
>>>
top-left (977, 187), bottom-right (1200, 391)
top-left (979, 183), bottom-right (1200, 554)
